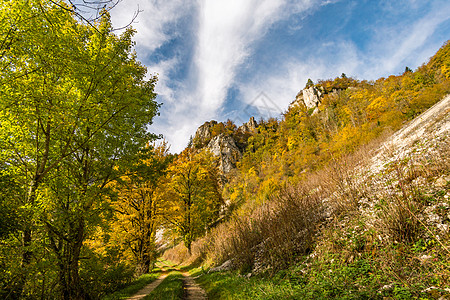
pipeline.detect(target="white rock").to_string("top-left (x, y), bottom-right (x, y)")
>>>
top-left (207, 134), bottom-right (242, 174)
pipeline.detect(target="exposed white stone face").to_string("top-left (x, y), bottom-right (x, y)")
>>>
top-left (302, 86), bottom-right (322, 109)
top-left (238, 116), bottom-right (258, 134)
top-left (193, 120), bottom-right (217, 146)
top-left (289, 86), bottom-right (323, 110)
top-left (207, 134), bottom-right (242, 174)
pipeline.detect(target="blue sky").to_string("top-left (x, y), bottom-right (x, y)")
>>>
top-left (110, 0), bottom-right (450, 153)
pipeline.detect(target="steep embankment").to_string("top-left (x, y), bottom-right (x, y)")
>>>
top-left (371, 93), bottom-right (450, 172)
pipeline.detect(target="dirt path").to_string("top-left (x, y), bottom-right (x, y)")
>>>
top-left (182, 272), bottom-right (207, 300)
top-left (126, 265), bottom-right (207, 300)
top-left (126, 272), bottom-right (168, 300)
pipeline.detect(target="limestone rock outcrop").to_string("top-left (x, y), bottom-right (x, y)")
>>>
top-left (207, 134), bottom-right (242, 174)
top-left (291, 86), bottom-right (323, 110)
top-left (302, 86), bottom-right (322, 109)
top-left (193, 120), bottom-right (217, 146)
top-left (238, 116), bottom-right (258, 134)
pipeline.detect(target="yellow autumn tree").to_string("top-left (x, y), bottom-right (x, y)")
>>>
top-left (162, 148), bottom-right (223, 254)
top-left (110, 142), bottom-right (172, 276)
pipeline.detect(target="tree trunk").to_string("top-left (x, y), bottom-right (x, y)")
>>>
top-left (134, 254), bottom-right (150, 277)
top-left (12, 180), bottom-right (39, 298)
top-left (56, 218), bottom-right (89, 300)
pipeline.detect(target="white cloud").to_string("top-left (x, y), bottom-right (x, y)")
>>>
top-left (147, 0), bottom-right (322, 152)
top-left (194, 0), bottom-right (318, 118)
top-left (108, 0), bottom-right (450, 153)
top-left (148, 58), bottom-right (179, 100)
top-left (238, 0), bottom-right (450, 121)
top-left (110, 0), bottom-right (191, 53)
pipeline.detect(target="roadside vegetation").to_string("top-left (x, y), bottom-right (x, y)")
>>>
top-left (188, 135), bottom-right (450, 299)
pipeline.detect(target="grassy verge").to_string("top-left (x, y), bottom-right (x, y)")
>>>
top-left (194, 241), bottom-right (450, 299)
top-left (194, 241), bottom-right (450, 300)
top-left (194, 269), bottom-right (302, 299)
top-left (143, 271), bottom-right (184, 300)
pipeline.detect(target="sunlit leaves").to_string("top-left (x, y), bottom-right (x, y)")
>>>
top-left (0, 1), bottom-right (159, 297)
top-left (162, 148), bottom-right (223, 252)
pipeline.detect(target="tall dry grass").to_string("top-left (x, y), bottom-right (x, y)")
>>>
top-left (205, 179), bottom-right (326, 273)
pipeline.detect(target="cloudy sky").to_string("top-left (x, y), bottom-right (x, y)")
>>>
top-left (109, 0), bottom-right (450, 153)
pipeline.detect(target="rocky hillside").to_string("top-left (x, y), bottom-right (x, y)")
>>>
top-left (191, 117), bottom-right (258, 174)
top-left (185, 93), bottom-right (450, 300)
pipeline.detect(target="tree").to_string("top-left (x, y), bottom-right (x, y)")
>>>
top-left (163, 149), bottom-right (223, 254)
top-left (111, 142), bottom-right (173, 276)
top-left (306, 78), bottom-right (314, 88)
top-left (0, 1), bottom-right (159, 298)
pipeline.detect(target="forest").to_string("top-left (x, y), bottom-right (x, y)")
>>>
top-left (1, 0), bottom-right (450, 299)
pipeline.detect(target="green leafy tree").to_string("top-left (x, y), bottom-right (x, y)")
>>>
top-left (306, 78), bottom-right (314, 88)
top-left (0, 1), bottom-right (159, 298)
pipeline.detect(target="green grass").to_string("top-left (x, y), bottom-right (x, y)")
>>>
top-left (101, 272), bottom-right (161, 300)
top-left (194, 254), bottom-right (442, 300)
top-left (143, 271), bottom-right (184, 300)
top-left (195, 270), bottom-right (303, 300)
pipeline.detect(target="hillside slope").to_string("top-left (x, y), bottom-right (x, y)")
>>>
top-left (371, 93), bottom-right (450, 173)
top-left (163, 41), bottom-right (450, 299)
top-left (188, 93), bottom-right (450, 300)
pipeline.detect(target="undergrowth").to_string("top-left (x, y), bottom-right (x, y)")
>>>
top-left (177, 131), bottom-right (450, 299)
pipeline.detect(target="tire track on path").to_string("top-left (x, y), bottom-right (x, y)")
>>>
top-left (127, 263), bottom-right (169, 300)
top-left (181, 272), bottom-right (207, 300)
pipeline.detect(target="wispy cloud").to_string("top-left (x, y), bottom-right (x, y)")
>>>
top-left (110, 0), bottom-right (190, 53)
top-left (239, 0), bottom-right (450, 117)
top-left (195, 1), bottom-right (296, 115)
top-left (152, 0), bottom-right (322, 152)
top-left (364, 0), bottom-right (450, 77)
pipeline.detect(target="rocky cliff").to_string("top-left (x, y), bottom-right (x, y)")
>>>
top-left (291, 86), bottom-right (323, 111)
top-left (207, 134), bottom-right (242, 174)
top-left (238, 116), bottom-right (258, 134)
top-left (191, 117), bottom-right (258, 175)
top-left (191, 117), bottom-right (258, 174)
top-left (193, 120), bottom-right (217, 147)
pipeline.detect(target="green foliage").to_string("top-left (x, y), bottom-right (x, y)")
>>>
top-left (81, 250), bottom-right (136, 299)
top-left (306, 78), bottom-right (314, 88)
top-left (430, 40), bottom-right (450, 79)
top-left (194, 40), bottom-right (450, 300)
top-left (0, 0), bottom-right (160, 298)
top-left (162, 148), bottom-right (223, 252)
top-left (108, 142), bottom-right (173, 276)
top-left (224, 40), bottom-right (450, 215)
